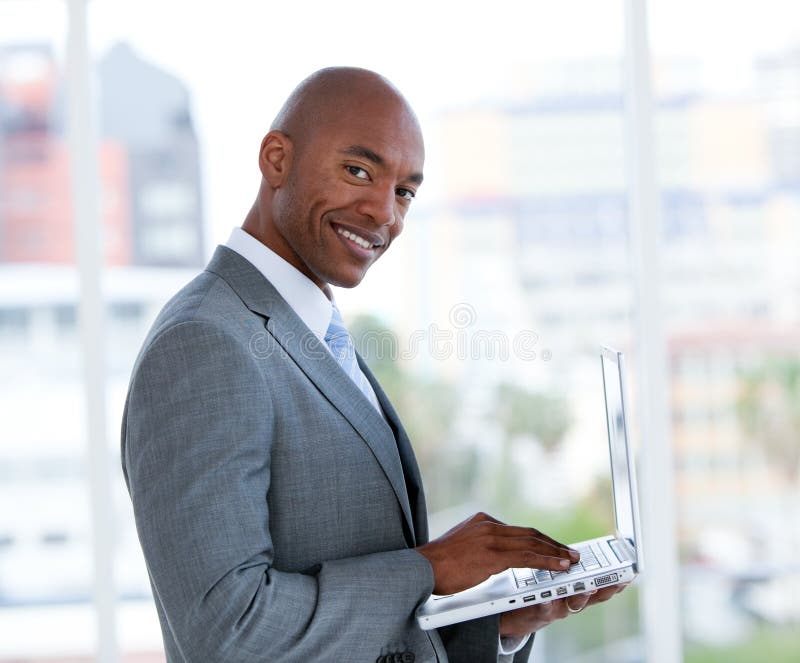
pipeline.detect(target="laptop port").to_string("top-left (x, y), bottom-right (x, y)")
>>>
top-left (594, 572), bottom-right (619, 587)
top-left (556, 586), bottom-right (567, 596)
top-left (541, 590), bottom-right (552, 598)
top-left (573, 582), bottom-right (585, 592)
top-left (523, 594), bottom-right (536, 603)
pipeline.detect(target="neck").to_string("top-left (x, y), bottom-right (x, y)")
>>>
top-left (241, 198), bottom-right (332, 299)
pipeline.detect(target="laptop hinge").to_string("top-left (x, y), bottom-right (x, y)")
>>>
top-left (611, 535), bottom-right (637, 565)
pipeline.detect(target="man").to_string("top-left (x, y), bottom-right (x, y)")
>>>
top-left (121, 67), bottom-right (624, 662)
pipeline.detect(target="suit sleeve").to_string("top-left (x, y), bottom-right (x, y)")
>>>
top-left (122, 321), bottom-right (436, 661)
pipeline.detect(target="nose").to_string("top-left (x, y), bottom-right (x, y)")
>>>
top-left (357, 184), bottom-right (396, 227)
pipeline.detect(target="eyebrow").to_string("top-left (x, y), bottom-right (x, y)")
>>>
top-left (341, 144), bottom-right (424, 185)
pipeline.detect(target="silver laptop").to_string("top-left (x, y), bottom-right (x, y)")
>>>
top-left (416, 347), bottom-right (643, 630)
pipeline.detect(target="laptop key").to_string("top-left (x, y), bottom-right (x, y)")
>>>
top-left (592, 543), bottom-right (610, 567)
top-left (513, 568), bottom-right (535, 587)
top-left (610, 539), bottom-right (630, 563)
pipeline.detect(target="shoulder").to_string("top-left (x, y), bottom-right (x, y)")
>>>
top-left (150, 270), bottom-right (249, 337)
top-left (132, 270), bottom-right (269, 383)
top-left (148, 262), bottom-right (271, 342)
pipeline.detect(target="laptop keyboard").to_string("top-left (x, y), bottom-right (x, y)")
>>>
top-left (512, 543), bottom-right (610, 588)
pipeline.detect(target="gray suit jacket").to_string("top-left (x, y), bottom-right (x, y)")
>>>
top-left (121, 246), bottom-right (533, 662)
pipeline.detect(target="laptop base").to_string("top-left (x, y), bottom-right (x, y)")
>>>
top-left (417, 535), bottom-right (636, 631)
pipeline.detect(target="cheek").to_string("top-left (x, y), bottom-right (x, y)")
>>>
top-left (280, 169), bottom-right (328, 222)
top-left (275, 181), bottom-right (301, 225)
top-left (390, 213), bottom-right (407, 239)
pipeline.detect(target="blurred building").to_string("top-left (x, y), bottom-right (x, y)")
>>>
top-left (669, 324), bottom-right (800, 545)
top-left (98, 42), bottom-right (204, 267)
top-left (434, 54), bottom-right (800, 352)
top-left (428, 50), bottom-right (800, 538)
top-left (0, 43), bottom-right (129, 265)
top-left (0, 41), bottom-right (203, 267)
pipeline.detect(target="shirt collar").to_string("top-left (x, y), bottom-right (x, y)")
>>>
top-left (225, 227), bottom-right (333, 341)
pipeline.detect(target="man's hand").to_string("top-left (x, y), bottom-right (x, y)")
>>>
top-left (414, 512), bottom-right (579, 596)
top-left (499, 583), bottom-right (629, 638)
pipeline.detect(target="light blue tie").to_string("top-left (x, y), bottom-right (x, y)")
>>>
top-left (325, 303), bottom-right (380, 410)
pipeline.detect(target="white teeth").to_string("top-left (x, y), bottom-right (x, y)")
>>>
top-left (337, 227), bottom-right (372, 249)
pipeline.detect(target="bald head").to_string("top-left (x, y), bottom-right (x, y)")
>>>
top-left (270, 67), bottom-right (421, 155)
top-left (244, 66), bottom-right (425, 290)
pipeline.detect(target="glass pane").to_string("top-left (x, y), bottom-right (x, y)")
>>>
top-left (650, 0), bottom-right (800, 661)
top-left (89, 1), bottom-right (633, 661)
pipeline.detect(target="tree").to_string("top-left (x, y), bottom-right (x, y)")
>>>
top-left (491, 382), bottom-right (572, 512)
top-left (494, 383), bottom-right (572, 455)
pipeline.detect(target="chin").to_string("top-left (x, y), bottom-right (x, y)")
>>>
top-left (316, 260), bottom-right (373, 289)
top-left (328, 273), bottom-right (366, 289)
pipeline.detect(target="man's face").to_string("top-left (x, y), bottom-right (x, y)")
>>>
top-left (271, 97), bottom-right (424, 289)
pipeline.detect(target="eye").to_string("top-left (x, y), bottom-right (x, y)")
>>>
top-left (346, 165), bottom-right (370, 180)
top-left (397, 188), bottom-right (416, 201)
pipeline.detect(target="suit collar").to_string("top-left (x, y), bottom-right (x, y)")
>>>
top-left (205, 245), bottom-right (418, 545)
top-left (224, 227), bottom-right (333, 342)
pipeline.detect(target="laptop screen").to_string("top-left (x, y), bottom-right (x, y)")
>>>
top-left (601, 348), bottom-right (639, 554)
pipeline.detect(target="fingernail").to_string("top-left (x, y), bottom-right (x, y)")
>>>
top-left (559, 559), bottom-right (570, 568)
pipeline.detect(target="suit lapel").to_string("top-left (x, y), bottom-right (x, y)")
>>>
top-left (358, 356), bottom-right (428, 546)
top-left (205, 246), bottom-right (417, 544)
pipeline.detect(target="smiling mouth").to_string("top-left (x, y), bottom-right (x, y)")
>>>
top-left (333, 225), bottom-right (382, 249)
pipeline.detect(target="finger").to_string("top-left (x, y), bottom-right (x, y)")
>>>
top-left (563, 590), bottom-right (594, 615)
top-left (521, 528), bottom-right (581, 561)
top-left (488, 532), bottom-right (578, 560)
top-left (467, 515), bottom-right (579, 559)
top-left (584, 584), bottom-right (625, 606)
top-left (485, 524), bottom-right (578, 559)
top-left (522, 528), bottom-right (580, 558)
top-left (487, 545), bottom-right (577, 572)
top-left (500, 602), bottom-right (557, 637)
top-left (602, 581), bottom-right (630, 597)
top-left (474, 544), bottom-right (574, 573)
top-left (500, 550), bottom-right (576, 572)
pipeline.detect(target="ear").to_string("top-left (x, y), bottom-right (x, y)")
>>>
top-left (258, 130), bottom-right (293, 187)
